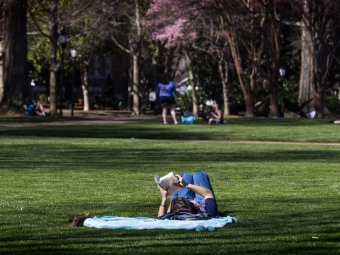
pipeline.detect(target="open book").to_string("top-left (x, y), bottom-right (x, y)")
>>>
top-left (154, 172), bottom-right (183, 195)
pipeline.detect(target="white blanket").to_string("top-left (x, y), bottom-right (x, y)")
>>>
top-left (83, 216), bottom-right (238, 231)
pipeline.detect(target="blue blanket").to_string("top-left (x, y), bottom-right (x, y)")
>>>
top-left (83, 216), bottom-right (238, 231)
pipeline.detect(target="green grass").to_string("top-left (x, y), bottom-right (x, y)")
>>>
top-left (0, 118), bottom-right (340, 254)
top-left (0, 117), bottom-right (340, 143)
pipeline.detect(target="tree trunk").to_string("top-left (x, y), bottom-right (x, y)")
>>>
top-left (132, 52), bottom-right (140, 116)
top-left (244, 94), bottom-right (254, 118)
top-left (48, 0), bottom-right (59, 115)
top-left (218, 57), bottom-right (230, 116)
top-left (268, 60), bottom-right (280, 118)
top-left (0, 3), bottom-right (4, 102)
top-left (314, 84), bottom-right (324, 118)
top-left (309, 13), bottom-right (336, 118)
top-left (222, 26), bottom-right (255, 118)
top-left (312, 41), bottom-right (331, 119)
top-left (132, 0), bottom-right (141, 116)
top-left (298, 17), bottom-right (313, 112)
top-left (1, 0), bottom-right (28, 112)
top-left (245, 71), bottom-right (255, 117)
top-left (265, 7), bottom-right (282, 118)
top-left (184, 49), bottom-right (198, 116)
top-left (81, 63), bottom-right (90, 111)
top-left (269, 83), bottom-right (279, 117)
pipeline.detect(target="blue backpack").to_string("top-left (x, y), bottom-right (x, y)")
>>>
top-left (182, 116), bottom-right (195, 124)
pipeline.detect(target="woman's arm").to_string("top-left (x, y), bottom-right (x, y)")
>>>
top-left (211, 110), bottom-right (222, 120)
top-left (171, 81), bottom-right (176, 92)
top-left (157, 185), bottom-right (169, 217)
top-left (175, 175), bottom-right (214, 199)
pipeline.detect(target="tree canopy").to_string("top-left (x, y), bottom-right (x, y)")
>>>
top-left (1, 0), bottom-right (340, 118)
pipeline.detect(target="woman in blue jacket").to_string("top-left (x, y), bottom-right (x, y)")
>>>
top-left (157, 74), bottom-right (178, 124)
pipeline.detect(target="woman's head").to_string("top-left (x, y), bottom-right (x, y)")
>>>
top-left (160, 73), bottom-right (171, 84)
top-left (170, 197), bottom-right (198, 214)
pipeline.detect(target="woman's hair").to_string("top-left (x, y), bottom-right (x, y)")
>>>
top-left (170, 197), bottom-right (198, 214)
top-left (68, 213), bottom-right (91, 227)
top-left (160, 73), bottom-right (171, 84)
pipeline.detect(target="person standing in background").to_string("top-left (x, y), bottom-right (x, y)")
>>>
top-left (157, 74), bottom-right (178, 124)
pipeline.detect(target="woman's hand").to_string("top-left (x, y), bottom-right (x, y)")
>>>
top-left (174, 175), bottom-right (187, 188)
top-left (158, 185), bottom-right (169, 198)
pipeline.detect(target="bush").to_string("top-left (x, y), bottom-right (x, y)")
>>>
top-left (325, 97), bottom-right (340, 114)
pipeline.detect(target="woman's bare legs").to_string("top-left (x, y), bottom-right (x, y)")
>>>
top-left (36, 102), bottom-right (46, 116)
top-left (162, 106), bottom-right (168, 124)
top-left (169, 105), bottom-right (178, 124)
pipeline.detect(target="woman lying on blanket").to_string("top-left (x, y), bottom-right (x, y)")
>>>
top-left (69, 171), bottom-right (218, 227)
top-left (158, 172), bottom-right (218, 219)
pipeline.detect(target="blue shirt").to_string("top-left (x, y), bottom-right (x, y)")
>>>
top-left (23, 100), bottom-right (36, 115)
top-left (157, 81), bottom-right (176, 97)
top-left (204, 198), bottom-right (218, 217)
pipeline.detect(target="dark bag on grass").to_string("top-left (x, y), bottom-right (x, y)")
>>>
top-left (160, 212), bottom-right (211, 221)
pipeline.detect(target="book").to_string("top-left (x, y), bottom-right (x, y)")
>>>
top-left (154, 172), bottom-right (183, 194)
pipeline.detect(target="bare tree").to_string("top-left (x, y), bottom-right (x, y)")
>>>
top-left (298, 3), bottom-right (313, 112)
top-left (216, 0), bottom-right (262, 117)
top-left (28, 0), bottom-right (116, 114)
top-left (297, 0), bottom-right (340, 118)
top-left (27, 0), bottom-right (62, 115)
top-left (107, 0), bottom-right (144, 116)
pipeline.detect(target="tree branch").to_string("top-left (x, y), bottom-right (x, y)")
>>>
top-left (110, 35), bottom-right (131, 54)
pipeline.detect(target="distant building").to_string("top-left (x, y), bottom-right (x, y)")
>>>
top-left (76, 53), bottom-right (127, 102)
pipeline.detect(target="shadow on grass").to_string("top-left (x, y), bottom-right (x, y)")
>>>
top-left (0, 115), bottom-right (95, 124)
top-left (0, 198), bottom-right (339, 255)
top-left (0, 124), bottom-right (219, 140)
top-left (2, 143), bottom-right (339, 169)
top-left (0, 118), bottom-right (336, 141)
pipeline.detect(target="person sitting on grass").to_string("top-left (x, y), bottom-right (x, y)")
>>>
top-left (202, 101), bottom-right (223, 124)
top-left (23, 96), bottom-right (46, 116)
top-left (157, 171), bottom-right (218, 220)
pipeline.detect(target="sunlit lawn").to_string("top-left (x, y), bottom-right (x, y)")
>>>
top-left (0, 118), bottom-right (339, 254)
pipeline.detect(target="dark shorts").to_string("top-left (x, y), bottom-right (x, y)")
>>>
top-left (159, 96), bottom-right (176, 106)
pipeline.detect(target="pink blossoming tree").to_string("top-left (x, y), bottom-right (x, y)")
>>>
top-left (146, 0), bottom-right (340, 118)
top-left (145, 0), bottom-right (232, 116)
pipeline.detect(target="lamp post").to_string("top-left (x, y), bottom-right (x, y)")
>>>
top-left (279, 66), bottom-right (286, 117)
top-left (30, 79), bottom-right (36, 100)
top-left (332, 84), bottom-right (339, 98)
top-left (127, 86), bottom-right (131, 111)
top-left (70, 47), bottom-right (77, 117)
top-left (59, 30), bottom-right (68, 117)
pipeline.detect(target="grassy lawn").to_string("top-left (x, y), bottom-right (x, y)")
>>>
top-left (0, 117), bottom-right (340, 143)
top-left (0, 118), bottom-right (339, 254)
